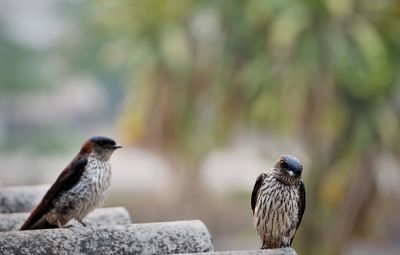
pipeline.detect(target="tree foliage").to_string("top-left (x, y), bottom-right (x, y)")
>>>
top-left (79, 0), bottom-right (400, 254)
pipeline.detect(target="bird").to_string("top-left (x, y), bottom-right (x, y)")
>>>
top-left (251, 155), bottom-right (306, 249)
top-left (19, 136), bottom-right (122, 230)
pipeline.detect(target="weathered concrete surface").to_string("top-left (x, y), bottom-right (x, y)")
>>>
top-left (0, 185), bottom-right (49, 213)
top-left (0, 207), bottom-right (131, 231)
top-left (0, 220), bottom-right (213, 255)
top-left (180, 248), bottom-right (297, 255)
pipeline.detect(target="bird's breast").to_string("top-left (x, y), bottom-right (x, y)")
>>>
top-left (50, 157), bottom-right (112, 221)
top-left (254, 175), bottom-right (300, 246)
top-left (84, 158), bottom-right (112, 190)
top-left (79, 158), bottom-right (112, 203)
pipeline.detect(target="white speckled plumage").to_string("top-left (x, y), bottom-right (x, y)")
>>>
top-left (253, 173), bottom-right (301, 248)
top-left (45, 154), bottom-right (112, 226)
top-left (251, 155), bottom-right (305, 249)
top-left (19, 136), bottom-right (121, 230)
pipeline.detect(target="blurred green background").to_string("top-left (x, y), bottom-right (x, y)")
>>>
top-left (1, 0), bottom-right (400, 254)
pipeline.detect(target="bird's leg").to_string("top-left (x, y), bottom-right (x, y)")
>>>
top-left (261, 240), bottom-right (269, 249)
top-left (57, 218), bottom-right (74, 228)
top-left (78, 220), bottom-right (87, 227)
top-left (61, 220), bottom-right (74, 228)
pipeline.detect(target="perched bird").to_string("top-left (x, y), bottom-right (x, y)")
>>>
top-left (20, 136), bottom-right (122, 230)
top-left (251, 155), bottom-right (306, 249)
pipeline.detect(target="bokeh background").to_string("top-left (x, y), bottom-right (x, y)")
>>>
top-left (1, 0), bottom-right (400, 254)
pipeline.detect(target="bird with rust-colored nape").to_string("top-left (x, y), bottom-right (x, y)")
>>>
top-left (19, 136), bottom-right (122, 230)
top-left (251, 155), bottom-right (306, 249)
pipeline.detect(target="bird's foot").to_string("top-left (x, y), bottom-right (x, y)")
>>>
top-left (78, 220), bottom-right (87, 227)
top-left (63, 224), bottom-right (74, 228)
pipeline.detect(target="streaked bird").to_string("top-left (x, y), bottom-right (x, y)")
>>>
top-left (251, 155), bottom-right (306, 249)
top-left (20, 136), bottom-right (122, 230)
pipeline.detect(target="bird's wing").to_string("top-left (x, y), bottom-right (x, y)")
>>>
top-left (19, 155), bottom-right (88, 230)
top-left (291, 179), bottom-right (306, 244)
top-left (251, 173), bottom-right (267, 214)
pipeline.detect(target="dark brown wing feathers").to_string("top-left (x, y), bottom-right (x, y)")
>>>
top-left (297, 179), bottom-right (306, 229)
top-left (291, 179), bottom-right (306, 244)
top-left (19, 155), bottom-right (88, 230)
top-left (251, 173), bottom-right (266, 214)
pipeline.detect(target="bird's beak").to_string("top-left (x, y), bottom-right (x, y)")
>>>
top-left (287, 167), bottom-right (302, 177)
top-left (113, 144), bottom-right (123, 149)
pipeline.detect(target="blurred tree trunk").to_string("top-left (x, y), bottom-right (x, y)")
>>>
top-left (325, 148), bottom-right (377, 255)
top-left (80, 1), bottom-right (400, 253)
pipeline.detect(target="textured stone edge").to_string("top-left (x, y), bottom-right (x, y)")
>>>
top-left (0, 185), bottom-right (49, 213)
top-left (0, 220), bottom-right (214, 255)
top-left (179, 248), bottom-right (297, 255)
top-left (0, 207), bottom-right (132, 231)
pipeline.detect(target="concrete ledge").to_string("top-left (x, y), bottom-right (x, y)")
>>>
top-left (0, 220), bottom-right (213, 255)
top-left (181, 248), bottom-right (297, 255)
top-left (0, 207), bottom-right (132, 231)
top-left (0, 185), bottom-right (49, 213)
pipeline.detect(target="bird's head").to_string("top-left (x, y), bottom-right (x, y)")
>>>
top-left (81, 136), bottom-right (122, 161)
top-left (272, 155), bottom-right (303, 184)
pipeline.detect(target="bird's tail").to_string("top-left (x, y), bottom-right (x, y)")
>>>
top-left (20, 217), bottom-right (58, 230)
top-left (261, 240), bottom-right (273, 249)
top-left (261, 241), bottom-right (268, 249)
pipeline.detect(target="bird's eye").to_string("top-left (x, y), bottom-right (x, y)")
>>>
top-left (280, 160), bottom-right (288, 168)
